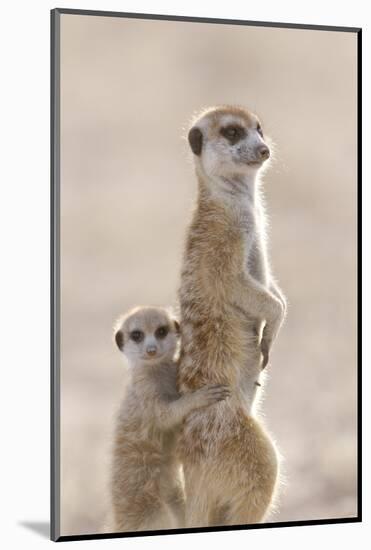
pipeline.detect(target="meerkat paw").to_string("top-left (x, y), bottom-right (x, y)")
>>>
top-left (261, 324), bottom-right (276, 369)
top-left (194, 384), bottom-right (231, 408)
top-left (260, 337), bottom-right (270, 369)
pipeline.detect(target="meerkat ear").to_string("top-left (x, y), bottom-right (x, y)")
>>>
top-left (173, 320), bottom-right (180, 335)
top-left (115, 330), bottom-right (124, 351)
top-left (188, 127), bottom-right (203, 156)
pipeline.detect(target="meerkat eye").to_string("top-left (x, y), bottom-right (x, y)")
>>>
top-left (130, 330), bottom-right (144, 343)
top-left (257, 124), bottom-right (263, 137)
top-left (155, 326), bottom-right (169, 339)
top-left (225, 127), bottom-right (237, 137)
top-left (220, 125), bottom-right (245, 143)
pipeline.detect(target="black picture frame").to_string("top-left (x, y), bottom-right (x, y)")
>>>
top-left (51, 7), bottom-right (362, 542)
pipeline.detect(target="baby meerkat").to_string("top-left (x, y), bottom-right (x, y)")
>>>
top-left (110, 306), bottom-right (230, 533)
top-left (177, 105), bottom-right (287, 527)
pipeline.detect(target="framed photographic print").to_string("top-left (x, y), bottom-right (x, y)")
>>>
top-left (51, 8), bottom-right (361, 542)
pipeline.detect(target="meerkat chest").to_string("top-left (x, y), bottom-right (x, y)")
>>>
top-left (125, 396), bottom-right (177, 447)
top-left (245, 234), bottom-right (269, 285)
top-left (235, 202), bottom-right (256, 235)
top-left (238, 204), bottom-right (269, 286)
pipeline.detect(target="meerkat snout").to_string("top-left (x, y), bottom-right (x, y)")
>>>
top-left (257, 144), bottom-right (270, 161)
top-left (146, 344), bottom-right (158, 357)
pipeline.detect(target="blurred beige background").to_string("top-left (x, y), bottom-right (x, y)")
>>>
top-left (59, 14), bottom-right (358, 536)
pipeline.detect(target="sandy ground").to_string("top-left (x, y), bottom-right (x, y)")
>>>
top-left (58, 15), bottom-right (358, 536)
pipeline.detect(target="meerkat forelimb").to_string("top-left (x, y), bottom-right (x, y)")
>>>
top-left (110, 306), bottom-right (230, 532)
top-left (177, 105), bottom-right (287, 527)
top-left (232, 270), bottom-right (285, 368)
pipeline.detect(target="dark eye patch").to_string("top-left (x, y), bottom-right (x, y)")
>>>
top-left (220, 125), bottom-right (246, 144)
top-left (130, 329), bottom-right (144, 343)
top-left (155, 325), bottom-right (169, 339)
top-left (257, 123), bottom-right (263, 137)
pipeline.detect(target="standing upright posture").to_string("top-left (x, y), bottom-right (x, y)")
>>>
top-left (110, 306), bottom-right (230, 532)
top-left (177, 106), bottom-right (287, 527)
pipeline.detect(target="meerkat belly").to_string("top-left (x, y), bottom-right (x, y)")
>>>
top-left (179, 399), bottom-right (273, 467)
top-left (180, 303), bottom-right (260, 404)
top-left (115, 407), bottom-right (177, 457)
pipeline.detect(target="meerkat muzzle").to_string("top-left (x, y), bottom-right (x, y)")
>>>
top-left (146, 345), bottom-right (158, 357)
top-left (257, 145), bottom-right (270, 160)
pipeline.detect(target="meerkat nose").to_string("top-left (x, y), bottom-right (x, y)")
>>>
top-left (146, 345), bottom-right (157, 357)
top-left (257, 145), bottom-right (270, 160)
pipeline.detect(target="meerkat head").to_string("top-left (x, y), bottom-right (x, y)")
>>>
top-left (188, 105), bottom-right (270, 183)
top-left (114, 306), bottom-right (180, 366)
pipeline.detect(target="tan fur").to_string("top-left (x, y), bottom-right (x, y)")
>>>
top-left (177, 106), bottom-right (287, 527)
top-left (110, 306), bottom-right (230, 532)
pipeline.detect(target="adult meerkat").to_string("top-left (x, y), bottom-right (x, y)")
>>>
top-left (177, 106), bottom-right (287, 527)
top-left (110, 306), bottom-right (230, 532)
